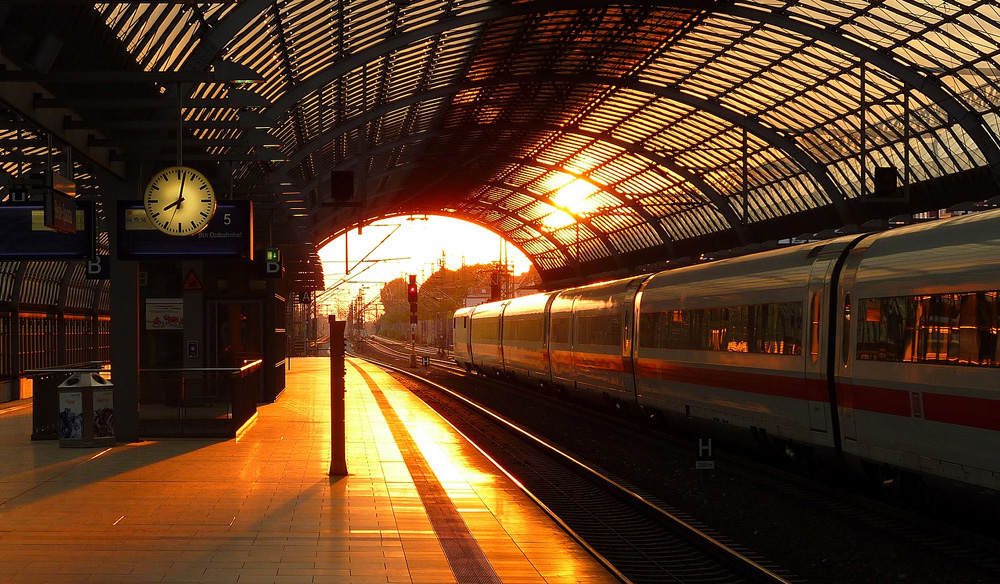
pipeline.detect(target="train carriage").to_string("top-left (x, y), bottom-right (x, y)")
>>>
top-left (834, 211), bottom-right (1000, 493)
top-left (634, 244), bottom-right (824, 450)
top-left (500, 293), bottom-right (556, 385)
top-left (468, 300), bottom-right (506, 375)
top-left (548, 277), bottom-right (647, 405)
top-left (454, 207), bottom-right (1000, 499)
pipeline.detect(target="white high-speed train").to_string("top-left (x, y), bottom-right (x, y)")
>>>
top-left (454, 208), bottom-right (1000, 499)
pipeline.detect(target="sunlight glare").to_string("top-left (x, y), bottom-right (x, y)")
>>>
top-left (542, 209), bottom-right (576, 231)
top-left (552, 179), bottom-right (598, 214)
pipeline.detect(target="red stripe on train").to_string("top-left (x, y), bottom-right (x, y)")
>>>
top-left (635, 359), bottom-right (810, 400)
top-left (636, 359), bottom-right (1000, 432)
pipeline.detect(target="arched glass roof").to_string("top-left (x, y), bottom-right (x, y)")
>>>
top-left (3, 1), bottom-right (1000, 285)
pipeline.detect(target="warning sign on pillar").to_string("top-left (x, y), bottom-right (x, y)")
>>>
top-left (182, 270), bottom-right (203, 291)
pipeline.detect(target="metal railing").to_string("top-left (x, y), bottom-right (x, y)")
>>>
top-left (138, 360), bottom-right (262, 438)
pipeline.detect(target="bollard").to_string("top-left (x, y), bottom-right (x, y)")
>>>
top-left (329, 317), bottom-right (347, 476)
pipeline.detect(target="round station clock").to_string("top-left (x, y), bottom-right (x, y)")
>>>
top-left (143, 166), bottom-right (217, 236)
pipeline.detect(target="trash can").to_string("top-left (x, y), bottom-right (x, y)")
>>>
top-left (58, 372), bottom-right (114, 448)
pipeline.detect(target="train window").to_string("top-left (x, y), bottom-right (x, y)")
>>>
top-left (578, 314), bottom-right (621, 346)
top-left (471, 318), bottom-right (498, 342)
top-left (668, 310), bottom-right (691, 349)
top-left (504, 316), bottom-right (544, 342)
top-left (638, 312), bottom-right (659, 348)
top-left (551, 316), bottom-right (570, 344)
top-left (637, 303), bottom-right (802, 355)
top-left (857, 291), bottom-right (1000, 367)
top-left (810, 294), bottom-right (821, 363)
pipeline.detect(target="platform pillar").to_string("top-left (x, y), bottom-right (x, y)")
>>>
top-left (104, 170), bottom-right (140, 443)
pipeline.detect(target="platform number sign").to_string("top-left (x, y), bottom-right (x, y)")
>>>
top-left (695, 438), bottom-right (715, 470)
top-left (85, 255), bottom-right (110, 279)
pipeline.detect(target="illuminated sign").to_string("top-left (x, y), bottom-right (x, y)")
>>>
top-left (117, 200), bottom-right (253, 260)
top-left (44, 190), bottom-right (77, 234)
top-left (0, 202), bottom-right (94, 260)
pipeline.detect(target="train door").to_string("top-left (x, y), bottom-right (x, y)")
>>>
top-left (834, 251), bottom-right (866, 443)
top-left (621, 276), bottom-right (651, 404)
top-left (805, 257), bottom-right (836, 433)
top-left (465, 306), bottom-right (475, 361)
top-left (542, 294), bottom-right (557, 384)
top-left (498, 301), bottom-right (509, 374)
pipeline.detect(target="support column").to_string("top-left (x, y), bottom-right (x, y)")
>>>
top-left (104, 171), bottom-right (141, 443)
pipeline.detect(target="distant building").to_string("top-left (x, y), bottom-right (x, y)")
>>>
top-left (462, 269), bottom-right (539, 306)
top-left (463, 288), bottom-right (491, 307)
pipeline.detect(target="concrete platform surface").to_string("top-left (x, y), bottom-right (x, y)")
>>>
top-left (0, 357), bottom-right (619, 584)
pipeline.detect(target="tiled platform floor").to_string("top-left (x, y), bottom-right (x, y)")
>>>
top-left (0, 357), bottom-right (619, 584)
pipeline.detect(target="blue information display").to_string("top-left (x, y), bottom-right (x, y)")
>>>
top-left (0, 202), bottom-right (94, 260)
top-left (117, 200), bottom-right (254, 260)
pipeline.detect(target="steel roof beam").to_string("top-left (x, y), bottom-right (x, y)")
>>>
top-left (479, 179), bottom-right (620, 267)
top-left (0, 57), bottom-right (122, 177)
top-left (483, 156), bottom-right (676, 261)
top-left (719, 3), bottom-right (1000, 186)
top-left (271, 72), bottom-right (834, 226)
top-left (308, 183), bottom-right (575, 270)
top-left (290, 121), bottom-right (745, 243)
top-left (189, 0), bottom-right (1000, 208)
top-left (449, 200), bottom-right (579, 269)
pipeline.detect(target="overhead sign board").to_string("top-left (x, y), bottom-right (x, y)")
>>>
top-left (117, 200), bottom-right (254, 260)
top-left (0, 202), bottom-right (94, 260)
top-left (44, 190), bottom-right (77, 234)
top-left (50, 172), bottom-right (76, 198)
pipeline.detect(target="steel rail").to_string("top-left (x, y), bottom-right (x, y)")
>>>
top-left (356, 351), bottom-right (792, 584)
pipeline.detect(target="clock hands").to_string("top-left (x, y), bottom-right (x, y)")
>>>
top-left (163, 172), bottom-right (187, 212)
top-left (144, 166), bottom-right (215, 235)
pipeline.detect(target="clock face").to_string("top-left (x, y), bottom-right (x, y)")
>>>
top-left (143, 166), bottom-right (217, 236)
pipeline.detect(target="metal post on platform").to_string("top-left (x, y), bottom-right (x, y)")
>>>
top-left (329, 316), bottom-right (347, 476)
top-left (410, 323), bottom-right (416, 368)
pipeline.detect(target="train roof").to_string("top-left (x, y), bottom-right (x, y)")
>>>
top-left (851, 208), bottom-right (1000, 295)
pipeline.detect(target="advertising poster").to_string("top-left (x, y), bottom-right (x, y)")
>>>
top-left (58, 391), bottom-right (83, 440)
top-left (145, 298), bottom-right (183, 330)
top-left (93, 390), bottom-right (114, 438)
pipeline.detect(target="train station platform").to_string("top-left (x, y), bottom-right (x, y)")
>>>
top-left (0, 357), bottom-right (618, 584)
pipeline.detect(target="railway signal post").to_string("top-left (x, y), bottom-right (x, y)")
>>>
top-left (408, 275), bottom-right (418, 367)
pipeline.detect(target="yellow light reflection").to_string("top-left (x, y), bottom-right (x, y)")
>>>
top-left (542, 209), bottom-right (576, 231)
top-left (538, 177), bottom-right (603, 231)
top-left (536, 172), bottom-right (575, 194)
top-left (552, 179), bottom-right (598, 214)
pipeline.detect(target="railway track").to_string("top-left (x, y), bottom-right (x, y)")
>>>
top-left (356, 337), bottom-right (1000, 584)
top-left (355, 345), bottom-right (797, 584)
top-left (364, 336), bottom-right (464, 373)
